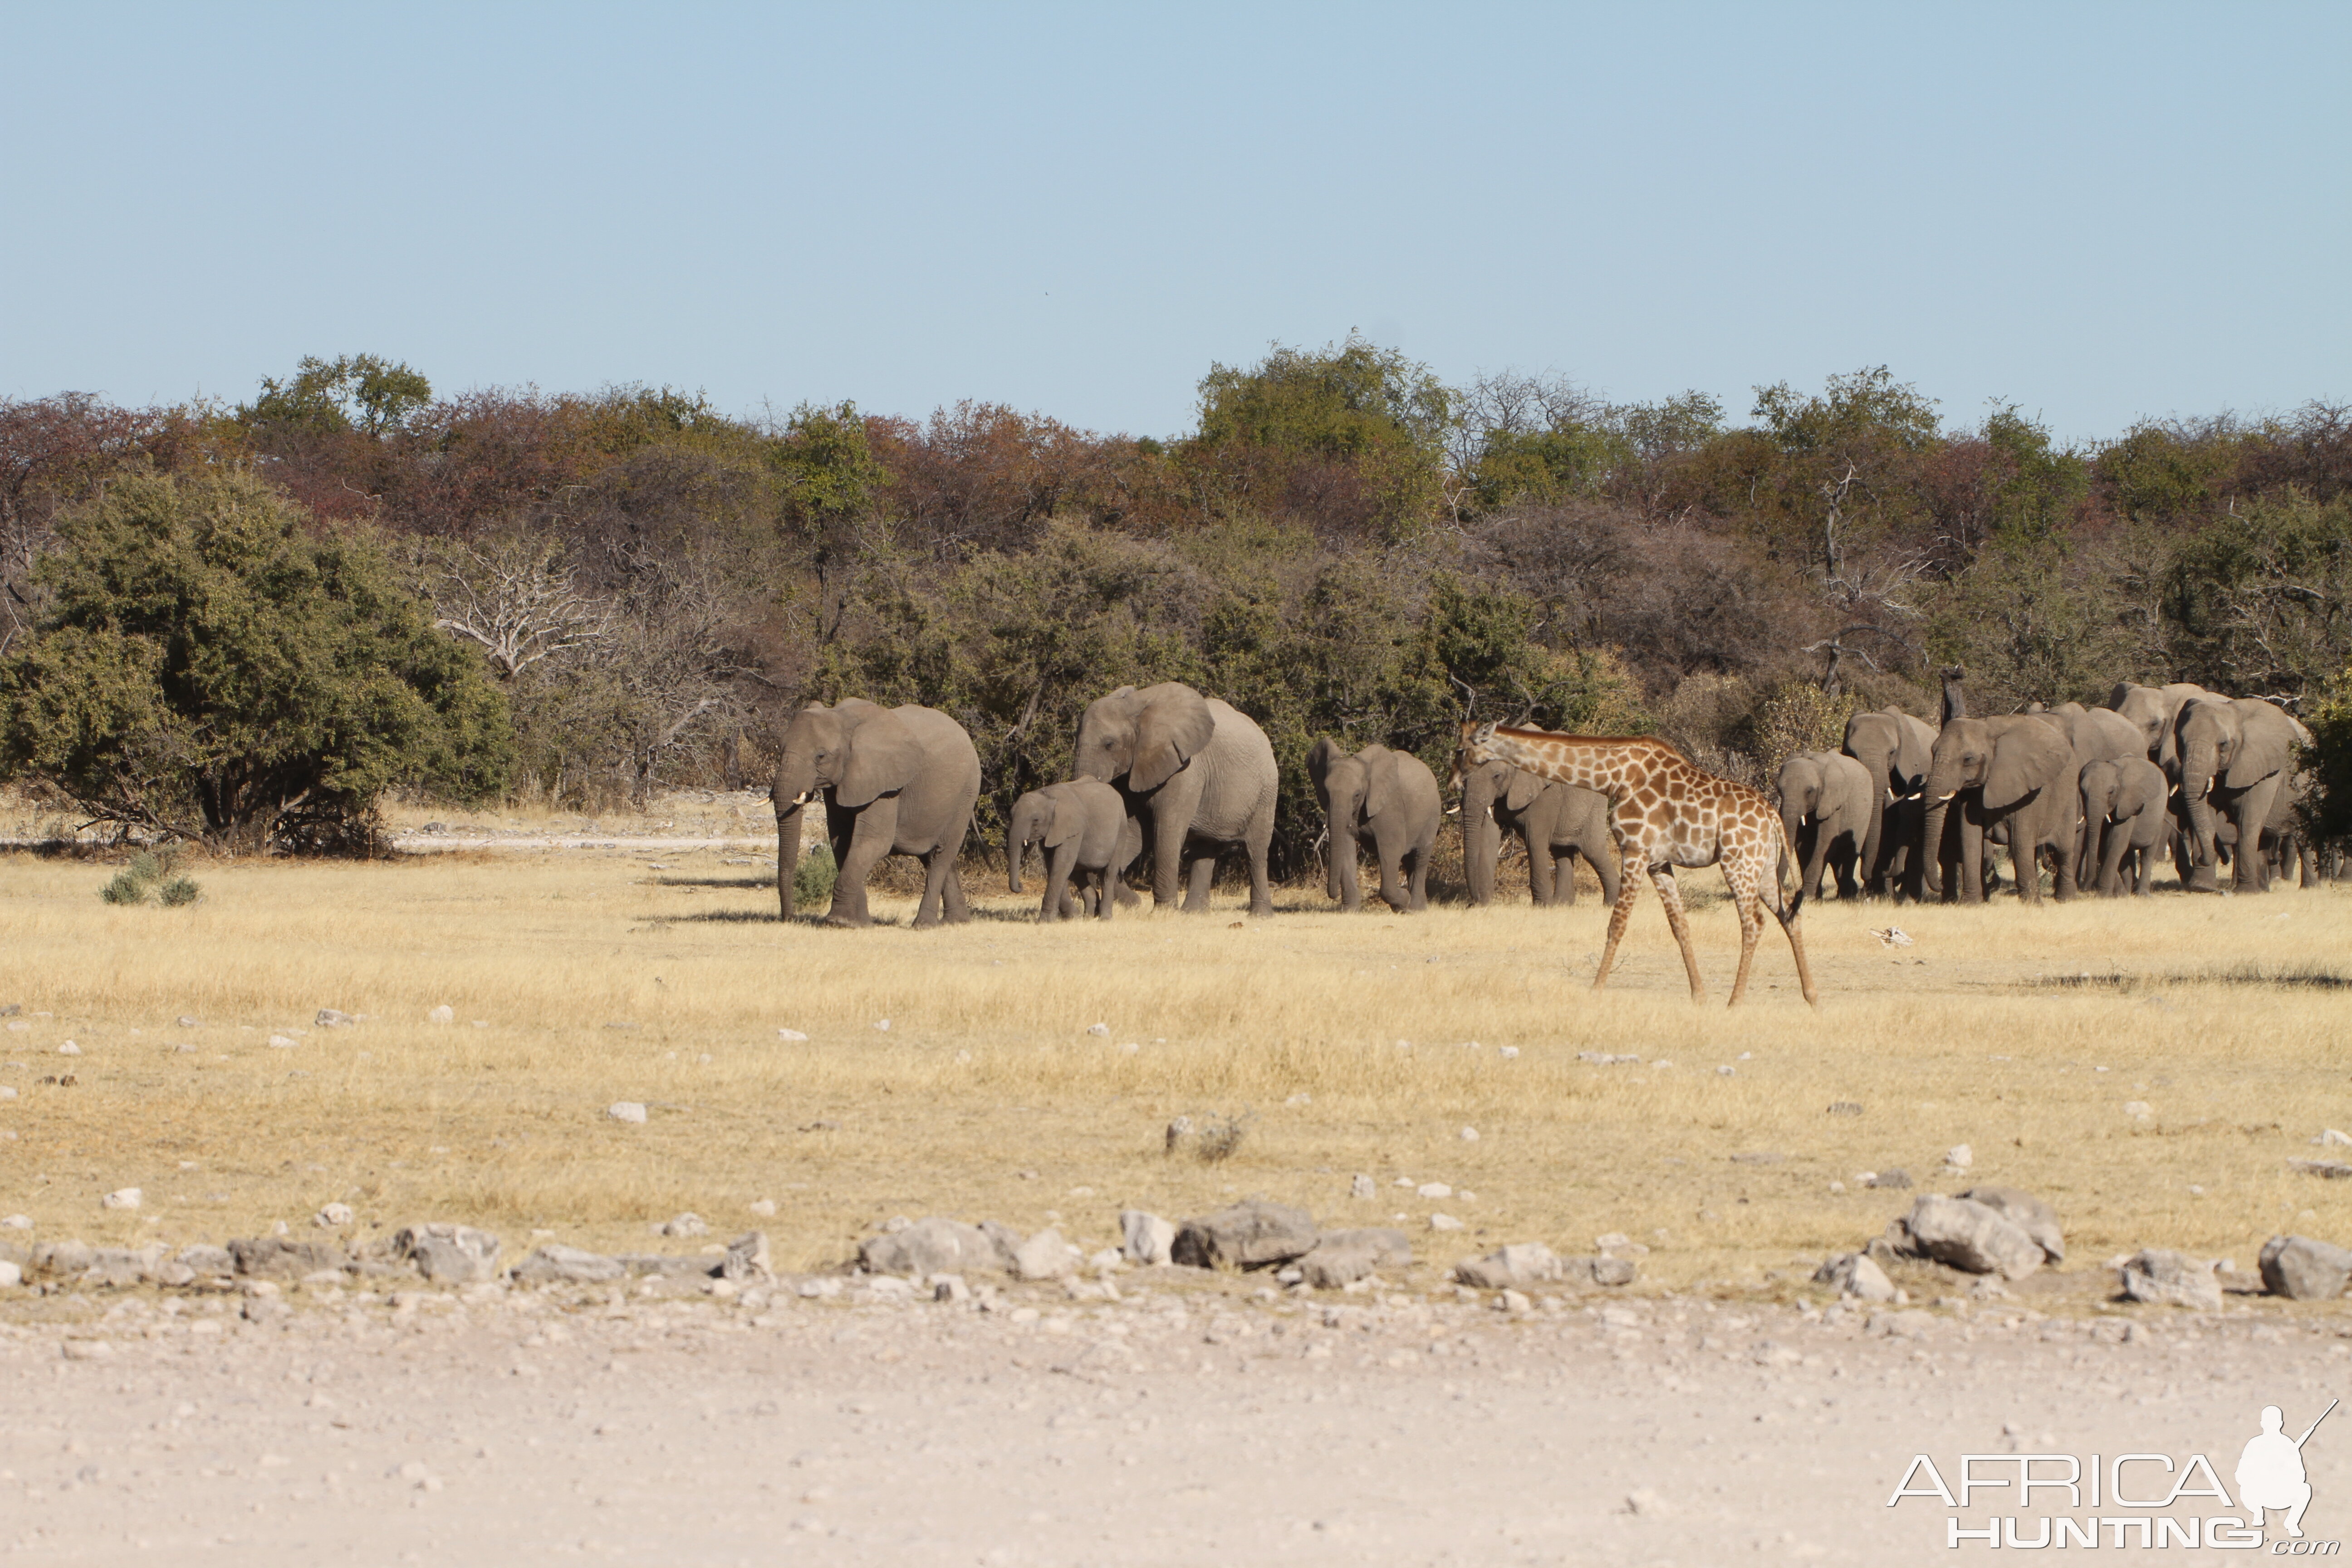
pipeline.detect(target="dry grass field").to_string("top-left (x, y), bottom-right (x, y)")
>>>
top-left (2, 831), bottom-right (2347, 1294)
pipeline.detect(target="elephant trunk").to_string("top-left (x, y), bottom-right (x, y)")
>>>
top-left (1921, 789), bottom-right (1958, 901)
top-left (1463, 783), bottom-right (1498, 905)
top-left (776, 803), bottom-right (804, 919)
top-left (2179, 742), bottom-right (2222, 888)
top-left (1857, 767), bottom-right (1887, 897)
top-left (1007, 820), bottom-right (1027, 895)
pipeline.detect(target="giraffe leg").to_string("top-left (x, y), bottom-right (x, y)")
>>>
top-left (1593, 847), bottom-right (1646, 992)
top-left (1649, 864), bottom-right (1707, 1003)
top-left (1763, 843), bottom-right (1822, 1007)
top-left (1725, 859), bottom-right (1766, 1006)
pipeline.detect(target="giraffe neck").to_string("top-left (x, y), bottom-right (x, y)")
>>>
top-left (1492, 730), bottom-right (1653, 794)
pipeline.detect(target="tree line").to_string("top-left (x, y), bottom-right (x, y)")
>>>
top-left (2, 342), bottom-right (2348, 868)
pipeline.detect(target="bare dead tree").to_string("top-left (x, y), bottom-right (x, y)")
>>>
top-left (1806, 462), bottom-right (1928, 694)
top-left (410, 535), bottom-right (613, 678)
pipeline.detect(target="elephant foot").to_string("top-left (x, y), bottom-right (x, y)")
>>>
top-left (2185, 868), bottom-right (2221, 894)
top-left (821, 913), bottom-right (872, 929)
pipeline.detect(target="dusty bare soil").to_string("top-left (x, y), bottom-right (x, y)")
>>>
top-left (0, 1272), bottom-right (2345, 1566)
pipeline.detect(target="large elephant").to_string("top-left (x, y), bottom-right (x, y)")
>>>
top-left (1072, 682), bottom-right (1278, 916)
top-left (1774, 750), bottom-right (1874, 904)
top-left (1007, 779), bottom-right (1137, 922)
top-left (1921, 711), bottom-right (2082, 903)
top-left (1459, 760), bottom-right (1621, 908)
top-left (773, 699), bottom-right (981, 927)
top-left (1307, 739), bottom-right (1441, 912)
top-left (2078, 756), bottom-right (2167, 896)
top-left (1840, 706), bottom-right (1935, 898)
top-left (2105, 681), bottom-right (2218, 770)
top-left (2176, 696), bottom-right (2306, 893)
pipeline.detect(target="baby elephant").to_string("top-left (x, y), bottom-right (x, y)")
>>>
top-left (1308, 738), bottom-right (1442, 911)
top-left (1774, 749), bottom-right (1874, 904)
top-left (1007, 779), bottom-right (1137, 921)
top-left (2079, 755), bottom-right (2169, 896)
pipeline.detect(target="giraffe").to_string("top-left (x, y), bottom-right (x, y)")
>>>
top-left (1454, 721), bottom-right (1819, 1006)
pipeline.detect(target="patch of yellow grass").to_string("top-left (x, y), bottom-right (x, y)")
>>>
top-left (0, 845), bottom-right (2346, 1290)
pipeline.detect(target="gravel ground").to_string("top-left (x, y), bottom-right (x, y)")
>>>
top-left (1, 1273), bottom-right (2345, 1565)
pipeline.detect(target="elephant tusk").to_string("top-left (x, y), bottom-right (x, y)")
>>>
top-left (1443, 805), bottom-right (1460, 816)
top-left (1935, 792), bottom-right (1956, 804)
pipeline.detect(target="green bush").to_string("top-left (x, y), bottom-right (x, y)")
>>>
top-left (157, 876), bottom-right (202, 907)
top-left (793, 844), bottom-right (838, 909)
top-left (100, 868), bottom-right (150, 905)
top-left (98, 848), bottom-right (201, 906)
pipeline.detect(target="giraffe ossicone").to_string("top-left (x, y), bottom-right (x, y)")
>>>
top-left (1454, 721), bottom-right (1820, 1007)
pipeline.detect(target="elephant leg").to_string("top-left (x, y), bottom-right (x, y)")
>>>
top-left (1406, 838), bottom-right (1431, 910)
top-left (1244, 804), bottom-right (1274, 918)
top-left (1800, 826), bottom-right (1829, 906)
top-left (1550, 846), bottom-right (1576, 906)
top-left (1649, 865), bottom-right (1708, 1003)
top-left (2235, 780), bottom-right (2282, 893)
top-left (936, 828), bottom-right (974, 926)
top-left (1147, 808), bottom-right (1188, 908)
top-left (1526, 829), bottom-right (1556, 905)
top-left (1332, 829), bottom-right (1362, 912)
top-left (1041, 841), bottom-right (1079, 922)
top-left (1374, 823), bottom-right (1410, 912)
top-left (1091, 867), bottom-right (1117, 920)
top-left (1960, 815), bottom-right (1985, 903)
top-left (912, 844), bottom-right (954, 929)
top-left (827, 801), bottom-right (897, 926)
top-left (775, 804), bottom-right (804, 920)
top-left (1831, 833), bottom-right (1860, 901)
top-left (1592, 846), bottom-right (1649, 994)
top-left (1588, 843), bottom-right (1621, 907)
top-left (1184, 851), bottom-right (1218, 912)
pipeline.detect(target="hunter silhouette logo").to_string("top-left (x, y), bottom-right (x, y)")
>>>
top-left (2241, 1399), bottom-right (2333, 1540)
top-left (1887, 1395), bottom-right (2338, 1550)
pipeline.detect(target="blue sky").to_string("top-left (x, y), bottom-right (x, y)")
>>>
top-left (2, 3), bottom-right (2344, 443)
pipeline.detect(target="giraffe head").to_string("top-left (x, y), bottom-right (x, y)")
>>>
top-left (1450, 720), bottom-right (1502, 789)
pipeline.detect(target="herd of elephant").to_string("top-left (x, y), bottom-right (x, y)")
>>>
top-left (766, 672), bottom-right (2320, 929)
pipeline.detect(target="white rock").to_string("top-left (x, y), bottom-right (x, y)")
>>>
top-left (1595, 1232), bottom-right (1631, 1250)
top-left (1085, 1023), bottom-right (1110, 1037)
top-left (427, 1005), bottom-right (454, 1025)
top-left (1120, 1210), bottom-right (1176, 1266)
top-left (749, 1198), bottom-right (777, 1217)
top-left (268, 1035), bottom-right (297, 1049)
top-left (932, 1273), bottom-right (970, 1303)
top-left (1012, 1227), bottom-right (1078, 1281)
top-left (2317, 1128), bottom-right (2352, 1147)
top-left (1715, 1065), bottom-right (1735, 1077)
top-left (0, 1086), bottom-right (14, 1100)
top-left (1459, 1127), bottom-right (1480, 1142)
top-left (873, 1019), bottom-right (891, 1033)
top-left (57, 1041), bottom-right (81, 1057)
top-left (1350, 1174), bottom-right (1375, 1200)
top-left (0, 1215), bottom-right (29, 1230)
top-left (314, 1203), bottom-right (354, 1227)
top-left (777, 1029), bottom-right (809, 1041)
top-left (1088, 1248), bottom-right (1124, 1272)
top-left (2123, 1101), bottom-right (2152, 1118)
top-left (1416, 1182), bottom-right (1451, 1199)
top-left (1428, 1213), bottom-right (1465, 1232)
top-left (607, 1102), bottom-right (648, 1124)
top-left (175, 1016), bottom-right (200, 1028)
top-left (0, 1261), bottom-right (19, 1288)
top-left (101, 1187), bottom-right (141, 1210)
top-left (1499, 1046), bottom-right (1520, 1059)
top-left (1945, 1144), bottom-right (1974, 1170)
top-left (315, 1009), bottom-right (357, 1028)
top-left (659, 1212), bottom-right (708, 1239)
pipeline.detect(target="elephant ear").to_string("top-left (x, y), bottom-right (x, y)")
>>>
top-left (2225, 703), bottom-right (2294, 789)
top-left (1502, 766), bottom-right (1542, 813)
top-left (1131, 686), bottom-right (1216, 793)
top-left (1360, 748), bottom-right (1397, 821)
top-left (1983, 719), bottom-right (2071, 813)
top-left (834, 707), bottom-right (924, 808)
top-left (1043, 792), bottom-right (1083, 849)
top-left (2120, 764), bottom-right (2163, 821)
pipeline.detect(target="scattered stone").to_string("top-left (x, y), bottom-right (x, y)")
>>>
top-left (2290, 1159), bottom-right (2352, 1179)
top-left (1625, 1488), bottom-right (1671, 1517)
top-left (1453, 1242), bottom-right (1561, 1289)
top-left (393, 1223), bottom-right (502, 1285)
top-left (1595, 1232), bottom-right (1631, 1250)
top-left (229, 1238), bottom-right (344, 1281)
top-left (1349, 1173), bottom-right (1375, 1200)
top-left (932, 1273), bottom-right (970, 1303)
top-left (1869, 1308), bottom-right (1935, 1338)
top-left (1171, 1199), bottom-right (1318, 1270)
top-left (1826, 1101), bottom-right (1863, 1117)
top-left (776, 1029), bottom-right (808, 1042)
top-left (100, 1188), bottom-right (140, 1211)
top-left (1728, 1152), bottom-right (1783, 1165)
top-left (512, 1245), bottom-right (625, 1284)
top-left (1587, 1255), bottom-right (1637, 1286)
top-left (1715, 1065), bottom-right (1735, 1077)
top-left (427, 1005), bottom-right (454, 1025)
top-left (722, 1231), bottom-right (772, 1283)
top-left (1416, 1182), bottom-right (1452, 1200)
top-left (1867, 1169), bottom-right (1912, 1190)
top-left (1085, 1023), bottom-right (1110, 1037)
top-left (1297, 1228), bottom-right (1411, 1288)
top-left (1499, 1046), bottom-right (1519, 1059)
top-left (2259, 1234), bottom-right (2352, 1301)
top-left (749, 1198), bottom-right (777, 1217)
top-left (2123, 1101), bottom-right (2152, 1119)
top-left (314, 1203), bottom-right (354, 1227)
top-left (62, 1337), bottom-right (115, 1359)
top-left (175, 1244), bottom-right (232, 1276)
top-left (33, 1241), bottom-right (96, 1279)
top-left (859, 1216), bottom-right (1014, 1278)
top-left (1904, 1194), bottom-right (2043, 1279)
top-left (176, 1016), bottom-right (200, 1029)
top-left (1427, 1213), bottom-right (1465, 1232)
top-left (0, 1215), bottom-right (29, 1230)
top-left (2119, 1248), bottom-right (2223, 1310)
top-left (0, 1086), bottom-right (13, 1100)
top-left (316, 1009), bottom-right (358, 1028)
top-left (1459, 1126), bottom-right (1480, 1142)
top-left (1944, 1144), bottom-right (1973, 1170)
top-left (872, 1019), bottom-right (891, 1033)
top-left (1119, 1210), bottom-right (1176, 1267)
top-left (1163, 1116), bottom-right (1193, 1155)
top-left (1813, 1251), bottom-right (1897, 1302)
top-left (2318, 1128), bottom-right (2352, 1147)
top-left (607, 1102), bottom-right (648, 1124)
top-left (1955, 1186), bottom-right (2064, 1263)
top-left (1013, 1227), bottom-right (1078, 1281)
top-left (0, 1261), bottom-right (18, 1288)
top-left (1577, 1051), bottom-right (1640, 1065)
top-left (56, 1041), bottom-right (81, 1057)
top-left (268, 1035), bottom-right (297, 1049)
top-left (658, 1213), bottom-right (709, 1239)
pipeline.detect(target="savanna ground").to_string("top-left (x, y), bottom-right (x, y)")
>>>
top-left (2, 804), bottom-right (2350, 1565)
